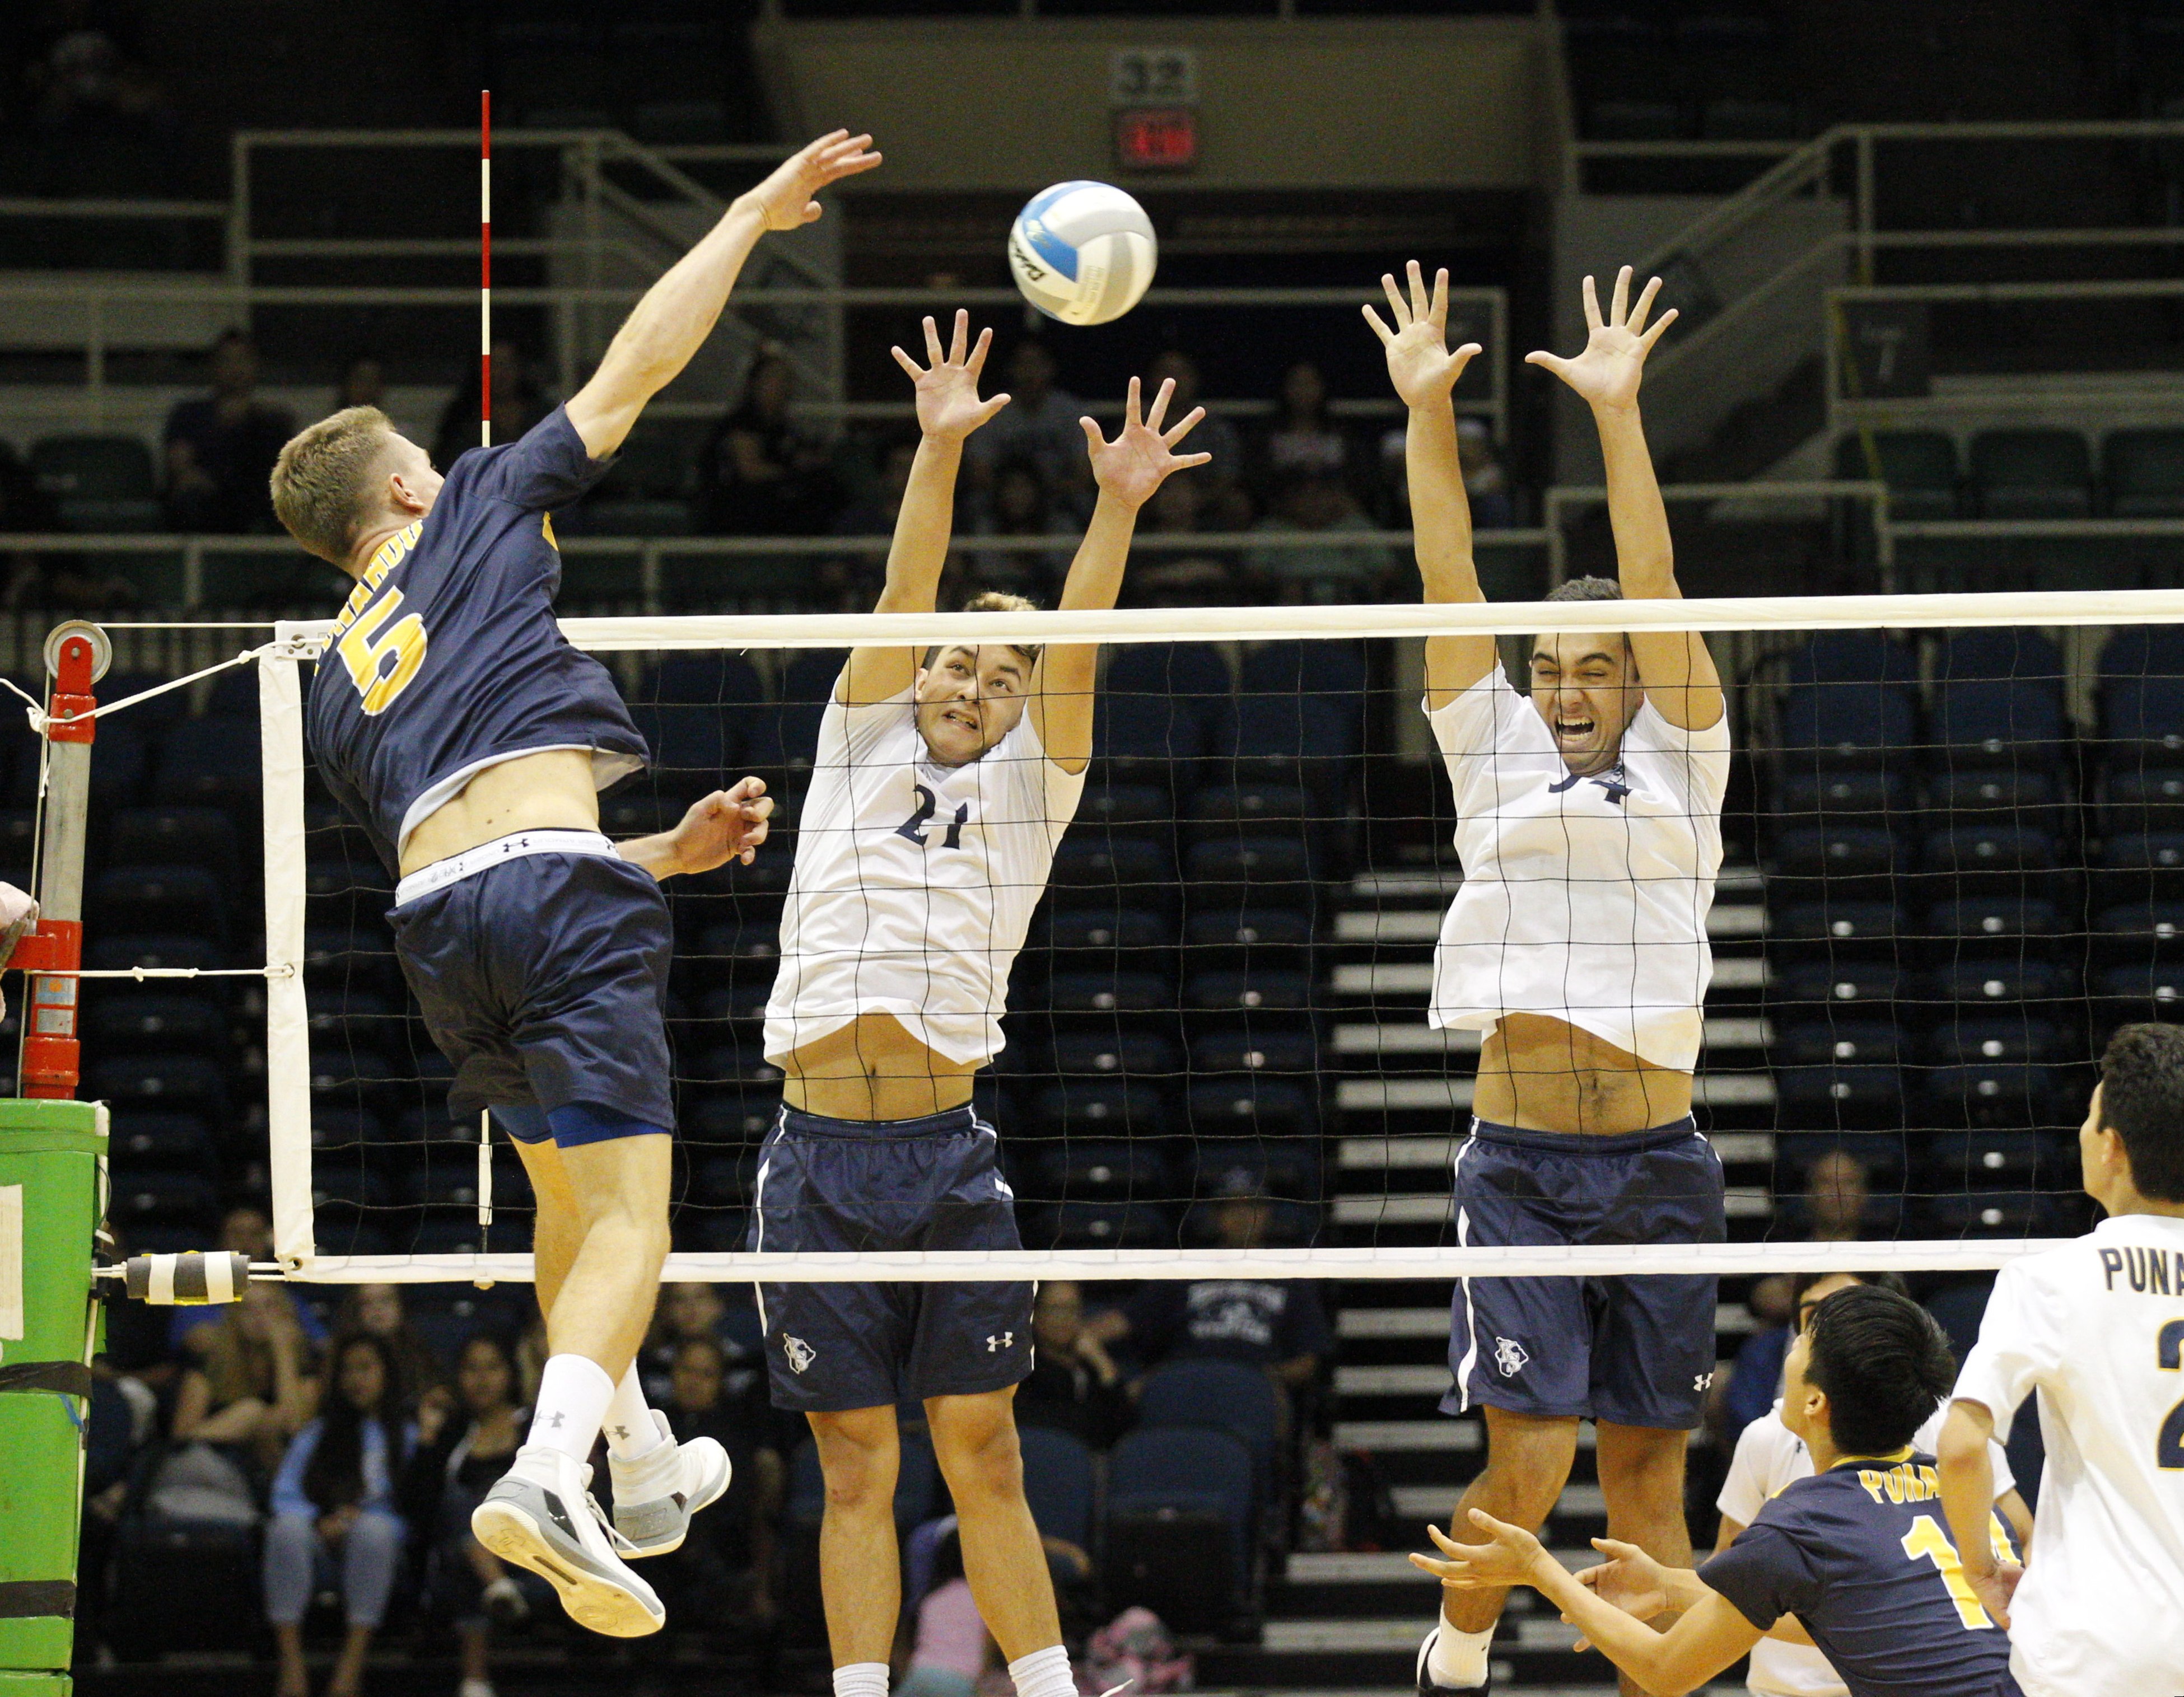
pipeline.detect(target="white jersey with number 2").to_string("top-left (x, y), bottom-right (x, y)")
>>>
top-left (1952, 1212), bottom-right (2184, 1697)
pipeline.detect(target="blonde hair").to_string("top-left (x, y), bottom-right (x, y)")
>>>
top-left (923, 590), bottom-right (1041, 667)
top-left (269, 405), bottom-right (395, 564)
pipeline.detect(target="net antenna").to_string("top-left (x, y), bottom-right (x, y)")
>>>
top-left (480, 88), bottom-right (492, 451)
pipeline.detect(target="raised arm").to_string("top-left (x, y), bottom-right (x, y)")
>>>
top-left (1528, 267), bottom-right (1721, 731)
top-left (839, 311), bottom-right (1010, 708)
top-left (1031, 375), bottom-right (1209, 774)
top-left (1364, 261), bottom-right (1491, 708)
top-left (564, 131), bottom-right (881, 460)
top-left (1938, 1399), bottom-right (2022, 1627)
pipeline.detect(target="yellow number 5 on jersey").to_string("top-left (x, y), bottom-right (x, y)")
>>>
top-left (337, 587), bottom-right (428, 715)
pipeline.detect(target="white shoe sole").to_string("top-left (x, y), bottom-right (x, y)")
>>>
top-left (619, 1438), bottom-right (733, 1558)
top-left (470, 1496), bottom-right (664, 1638)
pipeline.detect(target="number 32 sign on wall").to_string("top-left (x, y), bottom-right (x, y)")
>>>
top-left (1110, 47), bottom-right (1198, 173)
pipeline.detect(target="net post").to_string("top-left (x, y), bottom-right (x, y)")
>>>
top-left (480, 88), bottom-right (492, 450)
top-left (22, 624), bottom-right (105, 1100)
top-left (261, 631), bottom-right (314, 1265)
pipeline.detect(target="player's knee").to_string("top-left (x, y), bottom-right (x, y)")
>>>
top-left (1595, 1425), bottom-right (1687, 1502)
top-left (928, 1397), bottom-right (1023, 1499)
top-left (810, 1413), bottom-right (899, 1512)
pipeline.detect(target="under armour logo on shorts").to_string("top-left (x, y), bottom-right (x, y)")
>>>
top-left (783, 1335), bottom-right (816, 1375)
top-left (987, 1332), bottom-right (1014, 1353)
top-left (1693, 1371), bottom-right (1715, 1394)
top-left (1493, 1336), bottom-right (1529, 1377)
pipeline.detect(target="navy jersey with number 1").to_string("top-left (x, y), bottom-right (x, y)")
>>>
top-left (1696, 1449), bottom-right (2022, 1697)
top-left (306, 406), bottom-right (648, 876)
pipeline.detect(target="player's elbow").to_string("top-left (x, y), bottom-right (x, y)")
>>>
top-left (1936, 1401), bottom-right (1990, 1469)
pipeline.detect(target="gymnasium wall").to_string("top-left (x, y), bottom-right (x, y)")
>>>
top-left (753, 15), bottom-right (1567, 195)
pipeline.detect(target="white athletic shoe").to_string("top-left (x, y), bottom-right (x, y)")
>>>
top-left (470, 1444), bottom-right (664, 1638)
top-left (609, 1409), bottom-right (734, 1557)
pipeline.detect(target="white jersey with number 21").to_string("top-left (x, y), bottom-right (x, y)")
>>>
top-left (1952, 1213), bottom-right (2184, 1697)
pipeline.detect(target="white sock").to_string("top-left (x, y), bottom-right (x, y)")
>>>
top-left (832, 1663), bottom-right (888, 1697)
top-left (1426, 1621), bottom-right (1494, 1690)
top-left (1009, 1645), bottom-right (1075, 1697)
top-left (526, 1353), bottom-right (616, 1461)
top-left (603, 1365), bottom-right (666, 1462)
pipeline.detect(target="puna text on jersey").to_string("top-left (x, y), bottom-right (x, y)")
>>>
top-left (1854, 1459), bottom-right (1943, 1506)
top-left (2099, 1243), bottom-right (2184, 1293)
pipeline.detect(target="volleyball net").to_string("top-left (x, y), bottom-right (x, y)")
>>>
top-left (56, 586), bottom-right (2184, 1293)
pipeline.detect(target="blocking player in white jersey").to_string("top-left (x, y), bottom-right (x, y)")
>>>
top-left (753, 311), bottom-right (1207, 1697)
top-left (1369, 261), bottom-right (1728, 1697)
top-left (1719, 1271), bottom-right (2032, 1697)
top-left (1939, 1021), bottom-right (2184, 1697)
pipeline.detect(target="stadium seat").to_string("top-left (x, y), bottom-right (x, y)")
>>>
top-left (310, 1107), bottom-right (386, 1155)
top-left (1920, 825), bottom-right (2060, 881)
top-left (1928, 1016), bottom-right (2066, 1065)
top-left (2104, 428), bottom-right (2184, 517)
top-left (686, 1149), bottom-right (760, 1209)
top-left (1025, 1199), bottom-right (1178, 1250)
top-left (1928, 768), bottom-right (2064, 833)
top-left (1777, 678), bottom-right (1919, 769)
top-left (786, 1432), bottom-right (936, 1532)
top-left (1773, 767), bottom-right (1912, 822)
top-left (1772, 1062), bottom-right (1905, 1127)
top-left (1183, 968), bottom-right (1313, 1017)
top-left (1768, 825), bottom-right (1905, 885)
top-left (90, 864), bottom-right (226, 943)
top-left (1049, 1030), bottom-right (1179, 1078)
top-left (1929, 630), bottom-right (2068, 764)
top-left (1186, 782), bottom-right (1315, 838)
top-left (1772, 1020), bottom-right (1903, 1065)
top-left (1238, 637), bottom-right (1368, 700)
top-left (2091, 902), bottom-right (2184, 964)
top-left (1140, 1357), bottom-right (1281, 1492)
top-left (108, 1518), bottom-right (264, 1659)
top-left (682, 1090), bottom-right (776, 1146)
top-left (105, 806), bottom-right (239, 871)
top-left (1188, 1028), bottom-right (1318, 1075)
top-left (1099, 643), bottom-right (1228, 777)
top-left (2099, 768), bottom-right (2184, 834)
top-left (106, 1168), bottom-right (220, 1228)
top-left (1016, 1427), bottom-right (1096, 1549)
top-left (1021, 1138), bottom-right (1169, 1203)
top-left (1923, 897), bottom-right (2062, 948)
top-left (152, 717), bottom-right (260, 808)
top-left (1772, 959), bottom-right (1907, 1011)
top-left (1030, 1077), bottom-right (1166, 1137)
top-left (1832, 431), bottom-right (1958, 521)
top-left (1077, 781), bottom-right (1170, 839)
top-left (1104, 1425), bottom-right (1256, 1630)
top-left (1050, 836), bottom-right (1172, 901)
top-left (1927, 959), bottom-right (2073, 1005)
top-left (694, 982), bottom-right (771, 1025)
top-left (1773, 1133), bottom-right (1906, 1193)
top-left (1769, 901), bottom-right (1903, 956)
top-left (1191, 1135), bottom-right (1322, 1200)
top-left (1969, 429), bottom-right (2093, 518)
top-left (2093, 961), bottom-right (2184, 1019)
top-left (1183, 836), bottom-right (1314, 903)
top-left (1042, 905), bottom-right (1173, 966)
top-left (86, 991), bottom-right (228, 1054)
top-left (2092, 832), bottom-right (2184, 908)
top-left (1183, 907), bottom-right (1315, 971)
top-left (309, 1049), bottom-right (396, 1109)
top-left (1046, 970), bottom-right (1173, 1018)
top-left (29, 433), bottom-right (161, 532)
top-left (1185, 1077), bottom-right (1318, 1138)
top-left (107, 1111), bottom-right (216, 1167)
top-left (1922, 1066), bottom-right (2060, 1129)
top-left (1928, 1190), bottom-right (2060, 1237)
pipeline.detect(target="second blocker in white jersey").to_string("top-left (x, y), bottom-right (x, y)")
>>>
top-left (764, 686), bottom-right (1086, 1068)
top-left (1426, 668), bottom-right (1732, 1073)
top-left (1953, 1212), bottom-right (2184, 1697)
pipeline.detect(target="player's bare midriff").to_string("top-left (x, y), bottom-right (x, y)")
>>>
top-left (780, 1012), bottom-right (979, 1121)
top-left (399, 748), bottom-right (603, 880)
top-left (1473, 1012), bottom-right (1693, 1135)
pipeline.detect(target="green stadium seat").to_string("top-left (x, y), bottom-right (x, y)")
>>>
top-left (1969, 429), bottom-right (2092, 519)
top-left (30, 434), bottom-right (161, 532)
top-left (1833, 431), bottom-right (1957, 521)
top-left (2105, 428), bottom-right (2184, 517)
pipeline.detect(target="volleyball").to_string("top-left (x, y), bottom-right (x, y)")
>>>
top-left (1007, 180), bottom-right (1158, 326)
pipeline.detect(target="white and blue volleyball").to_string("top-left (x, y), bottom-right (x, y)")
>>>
top-left (1007, 181), bottom-right (1158, 326)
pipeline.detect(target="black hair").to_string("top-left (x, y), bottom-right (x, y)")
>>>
top-left (1531, 576), bottom-right (1628, 662)
top-left (1801, 1283), bottom-right (1957, 1457)
top-left (302, 1329), bottom-right (404, 1513)
top-left (2098, 1023), bottom-right (2184, 1203)
top-left (1789, 1268), bottom-right (1908, 1327)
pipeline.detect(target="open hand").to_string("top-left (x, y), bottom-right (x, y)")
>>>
top-left (1408, 1511), bottom-right (1552, 1591)
top-left (893, 311), bottom-right (1011, 443)
top-left (743, 129), bottom-right (883, 232)
top-left (669, 777), bottom-right (773, 874)
top-left (1567, 1536), bottom-right (1674, 1644)
top-left (1968, 1560), bottom-right (2022, 1629)
top-left (1362, 261), bottom-right (1482, 408)
top-left (1527, 265), bottom-right (1676, 412)
top-left (1080, 375), bottom-right (1211, 510)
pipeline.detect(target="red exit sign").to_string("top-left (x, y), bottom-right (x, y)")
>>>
top-left (1114, 107), bottom-right (1197, 171)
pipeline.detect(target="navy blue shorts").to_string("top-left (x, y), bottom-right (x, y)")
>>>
top-left (388, 850), bottom-right (675, 1136)
top-left (1445, 1117), bottom-right (1724, 1430)
top-left (748, 1104), bottom-right (1033, 1413)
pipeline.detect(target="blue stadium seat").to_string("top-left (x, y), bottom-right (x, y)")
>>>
top-left (1094, 691), bottom-right (1210, 772)
top-left (1772, 1020), bottom-right (1903, 1065)
top-left (1772, 1062), bottom-right (1905, 1127)
top-left (1186, 1077), bottom-right (1318, 1138)
top-left (1099, 643), bottom-right (1225, 775)
top-left (1110, 640), bottom-right (1231, 702)
top-left (107, 1168), bottom-right (220, 1229)
top-left (682, 1091), bottom-right (777, 1146)
top-left (90, 864), bottom-right (226, 943)
top-left (1922, 1066), bottom-right (2059, 1128)
top-left (636, 703), bottom-right (734, 778)
top-left (1925, 1131), bottom-right (2063, 1188)
top-left (1030, 1077), bottom-right (1166, 1137)
top-left (1768, 825), bottom-right (1904, 883)
top-left (2092, 833), bottom-right (2184, 908)
top-left (309, 1049), bottom-right (396, 1109)
top-left (1929, 629), bottom-right (2067, 764)
top-left (1077, 781), bottom-right (1170, 839)
top-left (1104, 1425), bottom-right (1256, 1624)
top-left (1769, 902), bottom-right (1903, 956)
top-left (107, 1111), bottom-right (215, 1167)
top-left (1924, 897), bottom-right (2062, 946)
top-left (1921, 825), bottom-right (2059, 881)
top-left (1140, 1357), bottom-right (1281, 1488)
top-left (1928, 1191), bottom-right (2061, 1237)
top-left (1191, 1136), bottom-right (1322, 1200)
top-left (1776, 633), bottom-right (1920, 768)
top-left (2092, 961), bottom-right (2184, 1017)
top-left (1184, 907), bottom-right (1315, 970)
top-left (1773, 767), bottom-right (1911, 820)
top-left (1188, 1028), bottom-right (1317, 1074)
top-left (1183, 836), bottom-right (1314, 901)
top-left (1772, 959), bottom-right (1906, 1008)
top-left (1928, 1016), bottom-right (2065, 1065)
top-left (300, 927), bottom-right (398, 997)
top-left (1023, 1138), bottom-right (1169, 1202)
top-left (1042, 905), bottom-right (1172, 963)
top-left (1017, 1427), bottom-right (1096, 1548)
top-left (1239, 638), bottom-right (1367, 700)
top-left (1046, 970), bottom-right (1173, 1017)
top-left (105, 806), bottom-right (239, 871)
top-left (85, 992), bottom-right (227, 1053)
top-left (86, 1052), bottom-right (229, 1116)
top-left (1186, 782), bottom-right (1315, 837)
top-left (305, 988), bottom-right (400, 1056)
top-left (1927, 960), bottom-right (2073, 1005)
top-left (1222, 694), bottom-right (1357, 769)
top-left (2091, 903), bottom-right (2184, 964)
top-left (1049, 1030), bottom-right (1179, 1078)
top-left (687, 1150), bottom-right (760, 1209)
top-left (310, 1107), bottom-right (386, 1154)
top-left (1929, 768), bottom-right (2064, 832)
top-left (1050, 836), bottom-right (1172, 900)
top-left (2099, 768), bottom-right (2184, 834)
top-left (1025, 1199), bottom-right (1178, 1250)
top-left (787, 1431), bottom-right (937, 1531)
top-left (152, 717), bottom-right (260, 808)
top-left (694, 981), bottom-right (772, 1025)
top-left (1183, 969), bottom-right (1313, 1016)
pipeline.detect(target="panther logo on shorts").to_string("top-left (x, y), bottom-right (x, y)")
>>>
top-left (782, 1335), bottom-right (817, 1375)
top-left (1493, 1336), bottom-right (1530, 1378)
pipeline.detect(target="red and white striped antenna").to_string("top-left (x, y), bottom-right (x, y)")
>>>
top-left (480, 89), bottom-right (492, 448)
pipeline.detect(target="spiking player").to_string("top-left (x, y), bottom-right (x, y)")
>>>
top-left (269, 130), bottom-right (881, 1638)
top-left (1414, 1284), bottom-right (2025, 1697)
top-left (755, 311), bottom-right (1205, 1697)
top-left (1368, 261), bottom-right (1726, 1697)
top-left (1939, 1023), bottom-right (2184, 1697)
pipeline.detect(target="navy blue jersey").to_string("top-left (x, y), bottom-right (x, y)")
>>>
top-left (1697, 1450), bottom-right (2020, 1697)
top-left (306, 407), bottom-right (648, 873)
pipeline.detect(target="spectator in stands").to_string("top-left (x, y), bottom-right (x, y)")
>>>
top-left (171, 1205), bottom-right (326, 1368)
top-left (1802, 1147), bottom-right (1875, 1241)
top-left (329, 354), bottom-right (420, 443)
top-left (1148, 350), bottom-right (1248, 529)
top-left (77, 1353), bottom-right (159, 1658)
top-left (1457, 418), bottom-right (1516, 529)
top-left (636, 1280), bottom-right (763, 1411)
top-left (265, 1330), bottom-right (412, 1697)
top-left (1244, 473), bottom-right (1396, 603)
top-left (431, 339), bottom-right (554, 476)
top-left (963, 455), bottom-right (1071, 600)
top-left (967, 336), bottom-right (1091, 518)
top-left (24, 19), bottom-right (178, 194)
top-left (1258, 359), bottom-right (1348, 494)
top-left (1014, 1280), bottom-right (1128, 1446)
top-left (643, 1335), bottom-right (783, 1631)
top-left (337, 1282), bottom-right (450, 1416)
top-left (1126, 470), bottom-right (1238, 607)
top-left (697, 350), bottom-right (837, 535)
top-left (404, 1332), bottom-right (539, 1697)
top-left (1093, 1187), bottom-right (1332, 1394)
top-left (162, 330), bottom-right (293, 533)
top-left (894, 1527), bottom-right (993, 1697)
top-left (172, 1277), bottom-right (318, 1479)
top-left (829, 435), bottom-right (917, 602)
